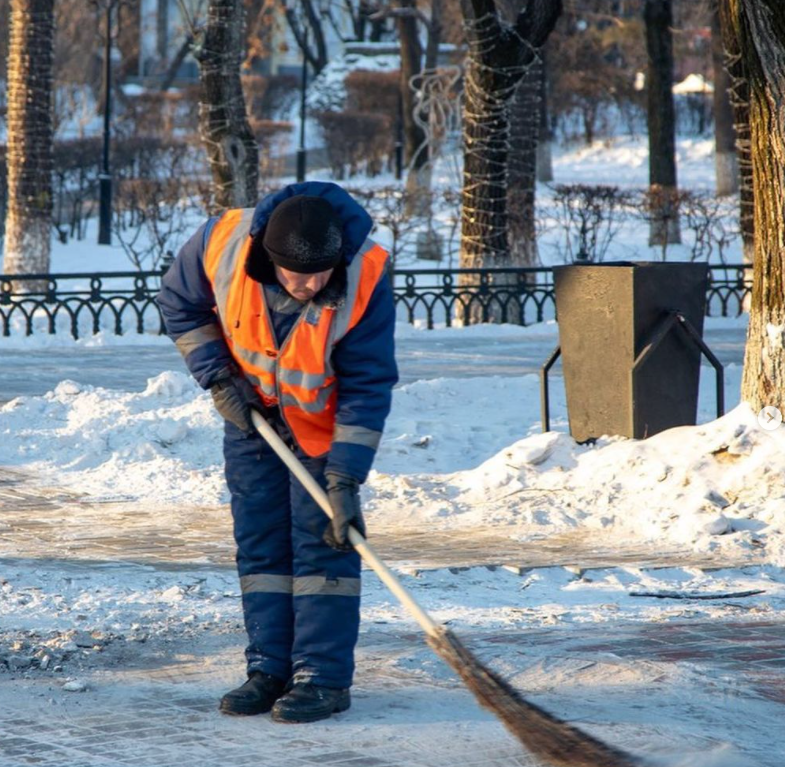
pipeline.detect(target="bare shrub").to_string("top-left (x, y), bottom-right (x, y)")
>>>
top-left (248, 118), bottom-right (292, 183)
top-left (680, 190), bottom-right (722, 262)
top-left (349, 186), bottom-right (432, 268)
top-left (638, 186), bottom-right (687, 261)
top-left (51, 138), bottom-right (101, 242)
top-left (242, 73), bottom-right (299, 118)
top-left (708, 198), bottom-right (741, 265)
top-left (345, 70), bottom-right (400, 115)
top-left (551, 184), bottom-right (633, 263)
top-left (316, 111), bottom-right (393, 178)
top-left (439, 187), bottom-right (462, 268)
top-left (113, 178), bottom-right (194, 271)
top-left (112, 143), bottom-right (201, 271)
top-left (118, 89), bottom-right (201, 140)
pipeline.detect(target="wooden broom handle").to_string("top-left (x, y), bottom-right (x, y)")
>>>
top-left (251, 410), bottom-right (441, 638)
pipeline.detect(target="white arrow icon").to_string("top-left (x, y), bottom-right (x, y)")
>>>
top-left (758, 406), bottom-right (783, 431)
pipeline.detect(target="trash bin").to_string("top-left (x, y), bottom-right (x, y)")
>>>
top-left (541, 261), bottom-right (723, 442)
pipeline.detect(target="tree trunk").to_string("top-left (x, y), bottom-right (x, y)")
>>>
top-left (397, 0), bottom-right (430, 215)
top-left (508, 57), bottom-right (542, 269)
top-left (711, 0), bottom-right (738, 196)
top-left (3, 0), bottom-right (54, 284)
top-left (281, 0), bottom-right (328, 75)
top-left (197, 0), bottom-right (258, 213)
top-left (536, 47), bottom-right (553, 184)
top-left (732, 0), bottom-right (785, 413)
top-left (644, 0), bottom-right (680, 246)
top-left (398, 0), bottom-right (423, 168)
top-left (157, 0), bottom-right (169, 62)
top-left (424, 0), bottom-right (443, 72)
top-left (459, 0), bottom-right (560, 324)
top-left (719, 0), bottom-right (754, 263)
top-left (460, 0), bottom-right (560, 267)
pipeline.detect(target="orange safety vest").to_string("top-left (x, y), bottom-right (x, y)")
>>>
top-left (203, 208), bottom-right (390, 457)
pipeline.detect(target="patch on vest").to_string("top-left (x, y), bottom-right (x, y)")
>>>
top-left (304, 305), bottom-right (322, 326)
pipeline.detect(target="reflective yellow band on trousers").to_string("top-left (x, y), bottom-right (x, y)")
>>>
top-left (293, 576), bottom-right (361, 597)
top-left (240, 573), bottom-right (293, 594)
top-left (239, 574), bottom-right (361, 597)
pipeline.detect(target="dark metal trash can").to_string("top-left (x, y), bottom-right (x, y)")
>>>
top-left (542, 261), bottom-right (723, 442)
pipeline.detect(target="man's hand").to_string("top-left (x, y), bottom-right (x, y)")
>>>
top-left (210, 367), bottom-right (263, 433)
top-left (323, 472), bottom-right (366, 551)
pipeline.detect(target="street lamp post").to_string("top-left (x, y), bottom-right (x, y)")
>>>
top-left (394, 89), bottom-right (404, 181)
top-left (296, 26), bottom-right (309, 183)
top-left (98, 1), bottom-right (113, 245)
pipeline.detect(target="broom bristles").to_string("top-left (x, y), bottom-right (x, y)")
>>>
top-left (427, 627), bottom-right (643, 767)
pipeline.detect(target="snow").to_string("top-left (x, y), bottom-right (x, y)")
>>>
top-left (0, 327), bottom-right (780, 567)
top-left (673, 74), bottom-right (714, 95)
top-left (550, 135), bottom-right (718, 192)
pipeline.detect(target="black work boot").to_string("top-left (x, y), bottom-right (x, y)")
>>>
top-left (271, 682), bottom-right (351, 723)
top-left (219, 671), bottom-right (287, 716)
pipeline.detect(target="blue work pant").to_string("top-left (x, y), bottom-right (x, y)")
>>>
top-left (223, 422), bottom-right (361, 689)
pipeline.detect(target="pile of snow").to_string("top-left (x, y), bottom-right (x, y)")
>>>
top-left (368, 402), bottom-right (785, 564)
top-left (0, 372), bottom-right (225, 506)
top-left (1, 365), bottom-right (782, 564)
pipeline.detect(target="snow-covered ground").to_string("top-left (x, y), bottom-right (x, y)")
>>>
top-left (0, 318), bottom-right (779, 566)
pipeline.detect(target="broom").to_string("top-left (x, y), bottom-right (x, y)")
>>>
top-left (251, 411), bottom-right (643, 767)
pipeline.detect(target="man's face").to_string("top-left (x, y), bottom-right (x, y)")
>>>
top-left (274, 265), bottom-right (334, 302)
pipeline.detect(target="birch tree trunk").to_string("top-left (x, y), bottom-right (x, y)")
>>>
top-left (2, 0), bottom-right (54, 283)
top-left (644, 0), bottom-right (680, 246)
top-left (197, 0), bottom-right (258, 213)
top-left (711, 0), bottom-right (738, 196)
top-left (732, 0), bottom-right (785, 413)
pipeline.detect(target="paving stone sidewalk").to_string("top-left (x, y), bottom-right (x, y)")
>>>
top-left (2, 617), bottom-right (783, 767)
top-left (1, 466), bottom-right (783, 767)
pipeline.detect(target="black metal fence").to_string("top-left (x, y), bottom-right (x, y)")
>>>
top-left (0, 264), bottom-right (751, 339)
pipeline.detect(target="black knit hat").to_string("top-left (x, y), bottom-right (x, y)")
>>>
top-left (262, 195), bottom-right (344, 274)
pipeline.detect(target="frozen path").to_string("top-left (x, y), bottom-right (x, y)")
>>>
top-left (0, 464), bottom-right (785, 767)
top-left (1, 468), bottom-right (784, 766)
top-left (0, 322), bottom-right (746, 404)
top-left (3, 610), bottom-right (783, 767)
top-left (0, 465), bottom-right (782, 767)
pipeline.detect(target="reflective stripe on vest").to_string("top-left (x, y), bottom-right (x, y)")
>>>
top-left (204, 210), bottom-right (389, 457)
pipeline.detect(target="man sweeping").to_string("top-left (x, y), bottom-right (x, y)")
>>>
top-left (156, 181), bottom-right (398, 723)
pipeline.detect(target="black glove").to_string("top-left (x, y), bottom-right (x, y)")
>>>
top-left (209, 367), bottom-right (263, 434)
top-left (323, 472), bottom-right (366, 551)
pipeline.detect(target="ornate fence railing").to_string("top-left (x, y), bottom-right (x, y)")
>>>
top-left (0, 264), bottom-right (751, 339)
